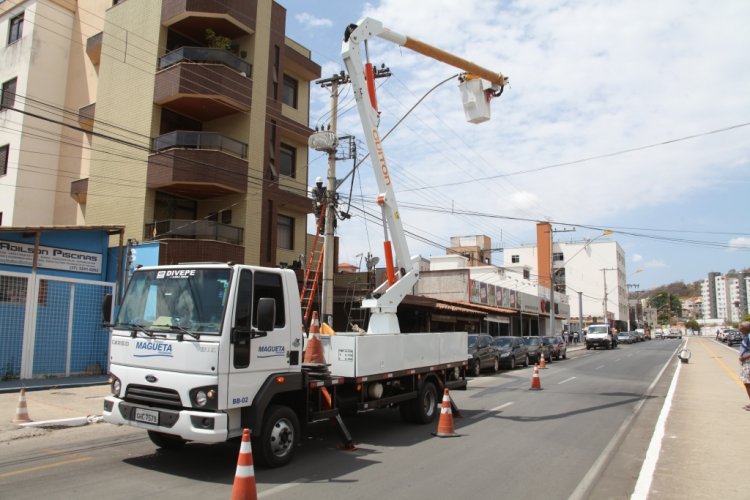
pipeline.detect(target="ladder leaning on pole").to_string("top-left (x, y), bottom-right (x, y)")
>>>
top-left (300, 200), bottom-right (326, 330)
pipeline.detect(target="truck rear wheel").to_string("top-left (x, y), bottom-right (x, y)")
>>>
top-left (412, 381), bottom-right (438, 424)
top-left (254, 405), bottom-right (299, 468)
top-left (147, 430), bottom-right (186, 450)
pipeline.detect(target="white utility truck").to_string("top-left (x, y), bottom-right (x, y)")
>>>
top-left (102, 18), bottom-right (507, 467)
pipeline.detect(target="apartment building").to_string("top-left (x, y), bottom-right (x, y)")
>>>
top-left (1, 0), bottom-right (320, 268)
top-left (503, 233), bottom-right (628, 324)
top-left (701, 272), bottom-right (750, 322)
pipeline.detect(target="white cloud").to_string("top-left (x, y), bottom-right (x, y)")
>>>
top-left (296, 13), bottom-right (333, 29)
top-left (632, 254), bottom-right (643, 262)
top-left (645, 259), bottom-right (667, 269)
top-left (728, 237), bottom-right (750, 251)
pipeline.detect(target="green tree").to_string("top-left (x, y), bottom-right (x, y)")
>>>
top-left (648, 292), bottom-right (682, 325)
top-left (685, 319), bottom-right (701, 333)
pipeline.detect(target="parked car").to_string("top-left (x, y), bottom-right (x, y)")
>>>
top-left (542, 335), bottom-right (567, 360)
top-left (666, 329), bottom-right (683, 339)
top-left (493, 336), bottom-right (529, 369)
top-left (468, 334), bottom-right (500, 376)
top-left (617, 331), bottom-right (634, 344)
top-left (724, 329), bottom-right (742, 346)
top-left (523, 336), bottom-right (550, 364)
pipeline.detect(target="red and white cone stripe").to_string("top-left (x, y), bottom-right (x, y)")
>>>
top-left (231, 428), bottom-right (257, 500)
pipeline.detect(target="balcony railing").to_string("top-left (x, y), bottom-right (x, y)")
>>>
top-left (146, 219), bottom-right (244, 245)
top-left (152, 131), bottom-right (247, 159)
top-left (159, 46), bottom-right (251, 76)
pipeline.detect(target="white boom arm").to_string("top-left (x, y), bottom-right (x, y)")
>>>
top-left (341, 18), bottom-right (507, 334)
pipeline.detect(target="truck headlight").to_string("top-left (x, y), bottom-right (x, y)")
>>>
top-left (500, 352), bottom-right (510, 357)
top-left (109, 376), bottom-right (121, 397)
top-left (190, 385), bottom-right (218, 410)
top-left (195, 390), bottom-right (208, 407)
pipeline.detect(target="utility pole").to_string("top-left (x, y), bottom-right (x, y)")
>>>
top-left (626, 283), bottom-right (639, 330)
top-left (549, 226), bottom-right (575, 337)
top-left (601, 268), bottom-right (617, 323)
top-left (311, 67), bottom-right (390, 326)
top-left (578, 291), bottom-right (584, 337)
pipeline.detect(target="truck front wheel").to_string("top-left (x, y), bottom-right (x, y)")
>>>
top-left (255, 405), bottom-right (300, 468)
top-left (147, 430), bottom-right (186, 450)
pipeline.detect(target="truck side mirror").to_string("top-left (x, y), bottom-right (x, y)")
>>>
top-left (256, 297), bottom-right (275, 332)
top-left (102, 294), bottom-right (113, 324)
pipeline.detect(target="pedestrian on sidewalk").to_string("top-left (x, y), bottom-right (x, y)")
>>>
top-left (739, 321), bottom-right (750, 411)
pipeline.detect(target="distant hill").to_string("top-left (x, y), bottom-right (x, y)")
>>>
top-left (643, 267), bottom-right (750, 298)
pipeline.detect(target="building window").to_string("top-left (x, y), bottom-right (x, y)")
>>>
top-left (511, 254), bottom-right (520, 263)
top-left (8, 12), bottom-right (23, 45)
top-left (0, 144), bottom-right (8, 176)
top-left (552, 252), bottom-right (564, 262)
top-left (279, 143), bottom-right (295, 177)
top-left (1, 78), bottom-right (17, 110)
top-left (277, 214), bottom-right (293, 250)
top-left (282, 75), bottom-right (298, 108)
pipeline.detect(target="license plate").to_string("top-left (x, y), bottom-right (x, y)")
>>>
top-left (134, 407), bottom-right (159, 425)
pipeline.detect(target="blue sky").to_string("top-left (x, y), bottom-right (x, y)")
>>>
top-left (280, 0), bottom-right (750, 291)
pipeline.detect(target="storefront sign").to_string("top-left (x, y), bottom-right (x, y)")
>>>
top-left (0, 240), bottom-right (102, 274)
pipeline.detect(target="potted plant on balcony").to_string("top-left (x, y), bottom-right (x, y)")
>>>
top-left (205, 29), bottom-right (232, 50)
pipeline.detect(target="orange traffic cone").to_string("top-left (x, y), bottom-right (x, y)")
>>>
top-left (12, 387), bottom-right (32, 424)
top-left (530, 364), bottom-right (542, 390)
top-left (539, 352), bottom-right (547, 369)
top-left (433, 388), bottom-right (459, 437)
top-left (231, 428), bottom-right (257, 500)
top-left (303, 312), bottom-right (326, 364)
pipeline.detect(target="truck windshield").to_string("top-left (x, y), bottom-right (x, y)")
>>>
top-left (588, 326), bottom-right (608, 335)
top-left (115, 268), bottom-right (230, 334)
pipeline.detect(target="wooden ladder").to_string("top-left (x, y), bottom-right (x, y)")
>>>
top-left (300, 200), bottom-right (326, 329)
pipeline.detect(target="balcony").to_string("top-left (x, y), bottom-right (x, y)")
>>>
top-left (146, 219), bottom-right (244, 245)
top-left (78, 103), bottom-right (95, 132)
top-left (161, 0), bottom-right (255, 40)
top-left (160, 46), bottom-right (251, 75)
top-left (148, 131), bottom-right (248, 199)
top-left (86, 32), bottom-right (102, 65)
top-left (154, 49), bottom-right (252, 121)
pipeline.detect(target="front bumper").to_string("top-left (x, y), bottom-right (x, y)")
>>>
top-left (103, 396), bottom-right (229, 442)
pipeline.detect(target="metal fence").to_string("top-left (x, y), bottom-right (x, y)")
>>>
top-left (0, 271), bottom-right (114, 380)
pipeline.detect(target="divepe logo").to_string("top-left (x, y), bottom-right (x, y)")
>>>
top-left (258, 345), bottom-right (285, 358)
top-left (134, 341), bottom-right (174, 358)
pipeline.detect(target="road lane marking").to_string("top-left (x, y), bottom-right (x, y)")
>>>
top-left (699, 339), bottom-right (744, 388)
top-left (469, 401), bottom-right (514, 420)
top-left (615, 358), bottom-right (622, 362)
top-left (0, 456), bottom-right (90, 479)
top-left (558, 377), bottom-right (576, 385)
top-left (595, 365), bottom-right (605, 370)
top-left (631, 358), bottom-right (682, 499)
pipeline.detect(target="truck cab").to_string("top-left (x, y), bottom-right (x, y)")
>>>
top-left (103, 264), bottom-right (303, 448)
top-left (585, 323), bottom-right (615, 350)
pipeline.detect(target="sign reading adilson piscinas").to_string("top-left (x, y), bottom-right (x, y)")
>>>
top-left (0, 240), bottom-right (102, 274)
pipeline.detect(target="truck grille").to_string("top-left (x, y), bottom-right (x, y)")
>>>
top-left (125, 384), bottom-right (182, 409)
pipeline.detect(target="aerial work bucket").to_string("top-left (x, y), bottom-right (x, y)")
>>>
top-left (459, 76), bottom-right (493, 124)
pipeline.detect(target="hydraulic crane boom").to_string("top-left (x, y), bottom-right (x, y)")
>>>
top-left (341, 18), bottom-right (507, 334)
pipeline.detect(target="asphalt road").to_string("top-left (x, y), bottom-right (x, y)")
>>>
top-left (0, 340), bottom-right (679, 500)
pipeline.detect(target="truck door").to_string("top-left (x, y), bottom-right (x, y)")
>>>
top-left (227, 269), bottom-right (292, 408)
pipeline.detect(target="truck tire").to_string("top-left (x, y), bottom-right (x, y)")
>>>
top-left (147, 430), bottom-right (186, 450)
top-left (255, 405), bottom-right (299, 468)
top-left (411, 381), bottom-right (438, 424)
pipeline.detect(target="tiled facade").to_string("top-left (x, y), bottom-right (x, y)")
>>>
top-left (1, 0), bottom-right (320, 269)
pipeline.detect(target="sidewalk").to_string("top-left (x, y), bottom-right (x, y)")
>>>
top-left (0, 375), bottom-right (110, 443)
top-left (642, 336), bottom-right (750, 499)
